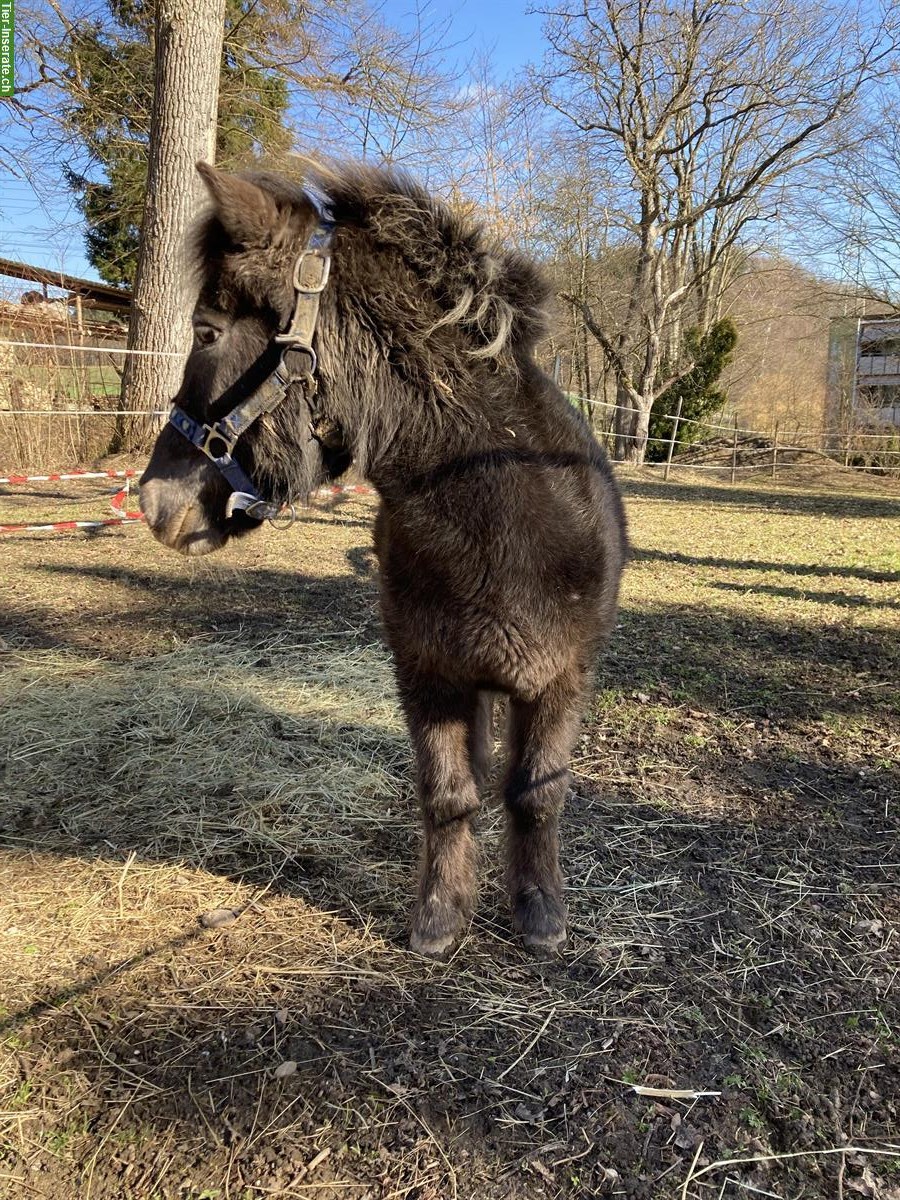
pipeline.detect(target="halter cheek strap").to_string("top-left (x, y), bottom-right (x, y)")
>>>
top-left (168, 196), bottom-right (335, 523)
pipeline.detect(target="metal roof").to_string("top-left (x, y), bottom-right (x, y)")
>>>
top-left (0, 257), bottom-right (131, 311)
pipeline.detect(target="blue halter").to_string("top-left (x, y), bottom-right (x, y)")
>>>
top-left (169, 199), bottom-right (335, 522)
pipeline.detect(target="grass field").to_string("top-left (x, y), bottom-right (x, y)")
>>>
top-left (1, 466), bottom-right (898, 1200)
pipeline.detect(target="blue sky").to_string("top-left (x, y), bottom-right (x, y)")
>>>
top-left (0, 0), bottom-right (546, 282)
top-left (446, 0), bottom-right (544, 76)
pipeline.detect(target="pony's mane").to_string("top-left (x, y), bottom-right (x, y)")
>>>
top-left (261, 159), bottom-right (553, 363)
top-left (189, 160), bottom-right (558, 488)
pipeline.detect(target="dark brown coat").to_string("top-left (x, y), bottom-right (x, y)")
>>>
top-left (140, 161), bottom-right (627, 955)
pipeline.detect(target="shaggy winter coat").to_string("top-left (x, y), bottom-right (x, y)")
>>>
top-left (139, 161), bottom-right (628, 956)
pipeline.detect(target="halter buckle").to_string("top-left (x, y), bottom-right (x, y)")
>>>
top-left (292, 247), bottom-right (331, 293)
top-left (201, 420), bottom-right (238, 463)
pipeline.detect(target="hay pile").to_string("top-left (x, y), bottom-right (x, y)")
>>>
top-left (1, 635), bottom-right (434, 907)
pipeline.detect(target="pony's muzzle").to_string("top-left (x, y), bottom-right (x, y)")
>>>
top-left (139, 479), bottom-right (226, 556)
top-left (139, 427), bottom-right (231, 555)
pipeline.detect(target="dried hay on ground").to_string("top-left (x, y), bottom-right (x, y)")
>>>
top-left (1, 477), bottom-right (898, 1199)
top-left (3, 637), bottom-right (409, 897)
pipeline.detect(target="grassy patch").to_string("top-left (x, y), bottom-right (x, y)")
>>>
top-left (0, 470), bottom-right (898, 1198)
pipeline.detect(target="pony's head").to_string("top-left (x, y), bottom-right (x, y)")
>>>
top-left (141, 158), bottom-right (554, 554)
top-left (140, 163), bottom-right (347, 555)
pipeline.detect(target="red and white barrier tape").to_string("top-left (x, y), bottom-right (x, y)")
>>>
top-left (0, 480), bottom-right (374, 536)
top-left (314, 483), bottom-right (373, 497)
top-left (0, 487), bottom-right (143, 536)
top-left (0, 515), bottom-right (145, 535)
top-left (0, 468), bottom-right (140, 486)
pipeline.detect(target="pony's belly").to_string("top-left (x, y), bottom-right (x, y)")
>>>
top-left (382, 587), bottom-right (582, 698)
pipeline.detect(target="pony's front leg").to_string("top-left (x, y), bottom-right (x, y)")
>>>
top-left (505, 667), bottom-right (585, 953)
top-left (398, 671), bottom-right (482, 957)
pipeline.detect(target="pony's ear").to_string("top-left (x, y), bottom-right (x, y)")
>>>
top-left (196, 162), bottom-right (279, 247)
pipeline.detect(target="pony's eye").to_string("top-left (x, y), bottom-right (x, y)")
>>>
top-left (193, 324), bottom-right (221, 347)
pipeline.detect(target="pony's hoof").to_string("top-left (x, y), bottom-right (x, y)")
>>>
top-left (409, 927), bottom-right (459, 959)
top-left (522, 927), bottom-right (568, 956)
top-left (513, 885), bottom-right (567, 955)
top-left (410, 894), bottom-right (467, 959)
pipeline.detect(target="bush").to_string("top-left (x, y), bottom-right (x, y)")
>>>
top-left (647, 318), bottom-right (738, 461)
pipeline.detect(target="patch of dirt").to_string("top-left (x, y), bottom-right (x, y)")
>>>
top-left (1, 469), bottom-right (899, 1199)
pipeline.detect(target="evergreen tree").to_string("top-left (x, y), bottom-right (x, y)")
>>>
top-left (647, 319), bottom-right (738, 461)
top-left (59, 0), bottom-right (290, 285)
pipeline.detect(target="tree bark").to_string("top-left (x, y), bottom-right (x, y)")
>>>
top-left (617, 395), bottom-right (652, 464)
top-left (119, 0), bottom-right (226, 448)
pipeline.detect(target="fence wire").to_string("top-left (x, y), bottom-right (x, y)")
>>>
top-left (0, 336), bottom-right (898, 474)
top-left (575, 394), bottom-right (900, 443)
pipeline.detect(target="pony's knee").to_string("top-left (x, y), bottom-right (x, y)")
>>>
top-left (504, 763), bottom-right (570, 824)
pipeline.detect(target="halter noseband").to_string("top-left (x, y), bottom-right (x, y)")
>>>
top-left (168, 194), bottom-right (334, 522)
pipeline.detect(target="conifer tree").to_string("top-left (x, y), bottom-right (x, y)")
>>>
top-left (647, 319), bottom-right (738, 461)
top-left (59, 0), bottom-right (290, 285)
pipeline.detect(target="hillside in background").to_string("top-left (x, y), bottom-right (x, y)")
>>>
top-left (720, 258), bottom-right (891, 435)
top-left (546, 251), bottom-right (894, 439)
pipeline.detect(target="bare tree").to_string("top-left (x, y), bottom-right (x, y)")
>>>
top-left (443, 61), bottom-right (544, 248)
top-left (6, 0), bottom-right (467, 287)
top-left (119, 0), bottom-right (225, 439)
top-left (533, 0), bottom-right (897, 461)
top-left (311, 0), bottom-right (466, 168)
top-left (818, 82), bottom-right (900, 311)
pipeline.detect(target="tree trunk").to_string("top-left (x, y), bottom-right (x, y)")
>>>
top-left (619, 399), bottom-right (651, 464)
top-left (613, 382), bottom-right (634, 461)
top-left (118, 0), bottom-right (226, 449)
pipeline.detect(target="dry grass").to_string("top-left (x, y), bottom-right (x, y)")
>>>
top-left (3, 636), bottom-right (408, 882)
top-left (1, 474), bottom-right (899, 1199)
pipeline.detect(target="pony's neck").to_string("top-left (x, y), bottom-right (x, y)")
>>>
top-left (314, 218), bottom-right (529, 491)
top-left (320, 319), bottom-right (495, 493)
top-left (347, 378), bottom-right (488, 493)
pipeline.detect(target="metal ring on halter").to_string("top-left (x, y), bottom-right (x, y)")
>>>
top-left (267, 503), bottom-right (297, 529)
top-left (292, 247), bottom-right (331, 293)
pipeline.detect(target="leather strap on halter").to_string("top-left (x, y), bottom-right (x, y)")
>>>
top-left (168, 195), bottom-right (335, 523)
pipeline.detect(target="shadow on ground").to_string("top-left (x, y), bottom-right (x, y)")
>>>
top-left (1, 481), bottom-right (899, 1199)
top-left (618, 475), bottom-right (900, 519)
top-left (631, 545), bottom-right (900, 585)
top-left (2, 596), bottom-right (898, 1198)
